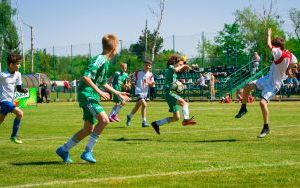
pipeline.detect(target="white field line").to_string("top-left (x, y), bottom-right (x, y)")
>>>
top-left (0, 125), bottom-right (299, 142)
top-left (3, 161), bottom-right (300, 188)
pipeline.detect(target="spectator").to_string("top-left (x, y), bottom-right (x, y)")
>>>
top-left (39, 79), bottom-right (49, 103)
top-left (63, 80), bottom-right (71, 93)
top-left (51, 81), bottom-right (57, 92)
top-left (197, 73), bottom-right (207, 88)
top-left (220, 93), bottom-right (231, 103)
top-left (252, 52), bottom-right (261, 75)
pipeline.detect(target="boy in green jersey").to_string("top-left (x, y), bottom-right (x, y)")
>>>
top-left (56, 34), bottom-right (130, 163)
top-left (151, 55), bottom-right (196, 134)
top-left (109, 62), bottom-right (130, 122)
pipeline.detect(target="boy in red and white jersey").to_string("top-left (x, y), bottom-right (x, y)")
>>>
top-left (235, 28), bottom-right (297, 138)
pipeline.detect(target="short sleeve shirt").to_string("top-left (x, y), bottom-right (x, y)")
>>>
top-left (164, 65), bottom-right (177, 93)
top-left (0, 71), bottom-right (22, 102)
top-left (134, 70), bottom-right (154, 96)
top-left (78, 55), bottom-right (110, 105)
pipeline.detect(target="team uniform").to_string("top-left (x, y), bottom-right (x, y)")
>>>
top-left (164, 65), bottom-right (182, 112)
top-left (133, 70), bottom-right (154, 100)
top-left (112, 71), bottom-right (128, 103)
top-left (0, 71), bottom-right (22, 114)
top-left (0, 70), bottom-right (25, 144)
top-left (77, 54), bottom-right (110, 124)
top-left (251, 47), bottom-right (297, 101)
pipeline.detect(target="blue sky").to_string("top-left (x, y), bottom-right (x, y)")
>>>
top-left (13, 0), bottom-right (300, 57)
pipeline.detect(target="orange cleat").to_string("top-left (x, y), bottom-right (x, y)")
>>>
top-left (182, 117), bottom-right (197, 126)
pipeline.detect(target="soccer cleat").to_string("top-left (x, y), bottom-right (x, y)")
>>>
top-left (81, 151), bottom-right (96, 163)
top-left (126, 115), bottom-right (131, 126)
top-left (235, 107), bottom-right (247, 118)
top-left (10, 136), bottom-right (23, 144)
top-left (142, 121), bottom-right (149, 127)
top-left (109, 116), bottom-right (117, 122)
top-left (151, 121), bottom-right (160, 135)
top-left (111, 115), bottom-right (120, 122)
top-left (56, 147), bottom-right (73, 163)
top-left (182, 116), bottom-right (197, 126)
top-left (257, 127), bottom-right (270, 138)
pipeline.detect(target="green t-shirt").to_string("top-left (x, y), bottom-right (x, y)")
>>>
top-left (164, 65), bottom-right (177, 93)
top-left (78, 54), bottom-right (110, 106)
top-left (112, 71), bottom-right (129, 91)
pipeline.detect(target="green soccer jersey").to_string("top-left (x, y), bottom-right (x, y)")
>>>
top-left (164, 65), bottom-right (177, 93)
top-left (78, 54), bottom-right (110, 106)
top-left (112, 71), bottom-right (128, 91)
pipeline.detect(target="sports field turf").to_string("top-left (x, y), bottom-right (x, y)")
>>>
top-left (0, 101), bottom-right (299, 187)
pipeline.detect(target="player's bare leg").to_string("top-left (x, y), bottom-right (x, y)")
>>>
top-left (258, 99), bottom-right (270, 138)
top-left (81, 112), bottom-right (109, 163)
top-left (177, 98), bottom-right (196, 126)
top-left (127, 100), bottom-right (142, 126)
top-left (235, 83), bottom-right (256, 118)
top-left (140, 99), bottom-right (149, 127)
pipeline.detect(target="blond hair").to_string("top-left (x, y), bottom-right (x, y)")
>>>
top-left (102, 34), bottom-right (119, 54)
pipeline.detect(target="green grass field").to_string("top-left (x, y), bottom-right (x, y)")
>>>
top-left (0, 101), bottom-right (299, 187)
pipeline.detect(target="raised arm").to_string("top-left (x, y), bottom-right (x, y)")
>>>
top-left (267, 28), bottom-right (272, 50)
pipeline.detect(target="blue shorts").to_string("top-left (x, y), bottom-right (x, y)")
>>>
top-left (0, 101), bottom-right (16, 115)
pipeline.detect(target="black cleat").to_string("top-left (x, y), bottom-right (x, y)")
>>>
top-left (235, 108), bottom-right (247, 118)
top-left (257, 127), bottom-right (270, 138)
top-left (151, 121), bottom-right (160, 135)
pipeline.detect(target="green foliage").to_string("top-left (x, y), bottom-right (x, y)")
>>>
top-left (0, 1), bottom-right (20, 70)
top-left (286, 38), bottom-right (300, 58)
top-left (234, 6), bottom-right (285, 62)
top-left (129, 29), bottom-right (163, 60)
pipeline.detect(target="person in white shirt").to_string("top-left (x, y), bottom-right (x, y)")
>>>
top-left (126, 60), bottom-right (155, 127)
top-left (235, 28), bottom-right (298, 138)
top-left (0, 53), bottom-right (28, 144)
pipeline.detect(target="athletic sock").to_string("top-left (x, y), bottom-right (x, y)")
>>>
top-left (156, 117), bottom-right (171, 126)
top-left (182, 106), bottom-right (190, 120)
top-left (109, 106), bottom-right (117, 117)
top-left (142, 117), bottom-right (146, 122)
top-left (11, 118), bottom-right (21, 137)
top-left (241, 103), bottom-right (247, 109)
top-left (113, 105), bottom-right (122, 116)
top-left (61, 136), bottom-right (79, 152)
top-left (85, 133), bottom-right (99, 152)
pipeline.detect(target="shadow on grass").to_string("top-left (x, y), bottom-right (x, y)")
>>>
top-left (112, 137), bottom-right (152, 142)
top-left (11, 161), bottom-right (88, 166)
top-left (156, 138), bottom-right (239, 143)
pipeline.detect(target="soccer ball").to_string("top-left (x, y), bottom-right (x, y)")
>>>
top-left (172, 80), bottom-right (184, 93)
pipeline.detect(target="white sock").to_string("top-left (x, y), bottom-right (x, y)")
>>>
top-left (85, 133), bottom-right (99, 152)
top-left (142, 117), bottom-right (146, 122)
top-left (156, 117), bottom-right (171, 126)
top-left (113, 105), bottom-right (122, 116)
top-left (182, 105), bottom-right (190, 120)
top-left (109, 106), bottom-right (117, 117)
top-left (62, 136), bottom-right (79, 152)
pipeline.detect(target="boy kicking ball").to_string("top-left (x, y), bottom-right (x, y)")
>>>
top-left (235, 28), bottom-right (298, 138)
top-left (56, 34), bottom-right (130, 163)
top-left (151, 55), bottom-right (196, 135)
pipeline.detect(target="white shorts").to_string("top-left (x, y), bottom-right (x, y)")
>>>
top-left (251, 76), bottom-right (280, 102)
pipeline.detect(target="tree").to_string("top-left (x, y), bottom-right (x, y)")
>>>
top-left (148, 0), bottom-right (165, 61)
top-left (289, 8), bottom-right (300, 41)
top-left (0, 1), bottom-right (20, 71)
top-left (234, 1), bottom-right (285, 63)
top-left (129, 29), bottom-right (163, 61)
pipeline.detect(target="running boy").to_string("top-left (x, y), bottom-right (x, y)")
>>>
top-left (126, 60), bottom-right (155, 127)
top-left (0, 53), bottom-right (28, 144)
top-left (235, 28), bottom-right (298, 138)
top-left (56, 34), bottom-right (130, 163)
top-left (108, 62), bottom-right (130, 122)
top-left (151, 55), bottom-right (196, 135)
